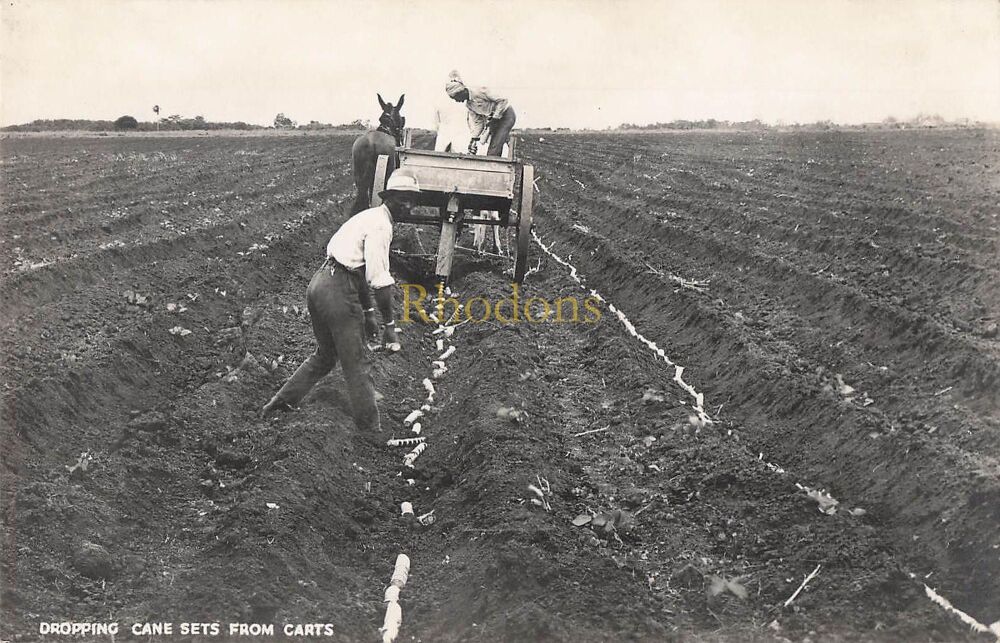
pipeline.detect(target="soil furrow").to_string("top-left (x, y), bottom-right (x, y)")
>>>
top-left (3, 131), bottom-right (996, 642)
top-left (526, 190), bottom-right (999, 620)
top-left (531, 175), bottom-right (1000, 420)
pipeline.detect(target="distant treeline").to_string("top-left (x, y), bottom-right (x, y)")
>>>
top-left (1, 116), bottom-right (372, 133)
top-left (612, 115), bottom-right (992, 131)
top-left (3, 117), bottom-right (257, 132)
top-left (616, 119), bottom-right (767, 131)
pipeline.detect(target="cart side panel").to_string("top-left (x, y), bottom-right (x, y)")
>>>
top-left (399, 150), bottom-right (516, 200)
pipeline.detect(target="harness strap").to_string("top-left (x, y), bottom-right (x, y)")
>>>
top-left (376, 124), bottom-right (402, 144)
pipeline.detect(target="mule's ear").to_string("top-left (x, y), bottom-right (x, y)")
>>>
top-left (378, 94), bottom-right (389, 110)
top-left (397, 94), bottom-right (405, 109)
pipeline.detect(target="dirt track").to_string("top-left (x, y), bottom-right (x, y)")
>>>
top-left (2, 130), bottom-right (998, 641)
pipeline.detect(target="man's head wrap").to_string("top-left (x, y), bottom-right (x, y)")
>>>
top-left (445, 70), bottom-right (467, 98)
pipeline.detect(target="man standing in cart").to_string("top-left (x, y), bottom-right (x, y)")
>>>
top-left (445, 70), bottom-right (516, 157)
top-left (433, 91), bottom-right (469, 153)
top-left (260, 169), bottom-right (421, 434)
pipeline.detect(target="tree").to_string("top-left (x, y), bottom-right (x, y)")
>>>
top-left (274, 113), bottom-right (296, 129)
top-left (161, 115), bottom-right (183, 130)
top-left (114, 115), bottom-right (139, 130)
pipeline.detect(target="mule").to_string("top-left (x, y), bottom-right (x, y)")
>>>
top-left (351, 94), bottom-right (405, 214)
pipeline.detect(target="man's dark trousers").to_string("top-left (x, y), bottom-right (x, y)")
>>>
top-left (272, 262), bottom-right (379, 431)
top-left (487, 106), bottom-right (517, 156)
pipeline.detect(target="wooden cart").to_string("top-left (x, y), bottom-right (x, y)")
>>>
top-left (370, 132), bottom-right (534, 284)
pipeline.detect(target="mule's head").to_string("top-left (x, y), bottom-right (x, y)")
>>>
top-left (377, 93), bottom-right (406, 144)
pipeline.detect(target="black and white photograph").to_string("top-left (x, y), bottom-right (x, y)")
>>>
top-left (1, 0), bottom-right (998, 640)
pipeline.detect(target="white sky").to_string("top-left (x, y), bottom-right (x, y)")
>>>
top-left (2, 0), bottom-right (999, 128)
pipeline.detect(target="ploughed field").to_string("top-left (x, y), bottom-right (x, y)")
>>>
top-left (1, 130), bottom-right (997, 642)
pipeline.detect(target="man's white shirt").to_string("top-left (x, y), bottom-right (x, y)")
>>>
top-left (434, 99), bottom-right (470, 153)
top-left (326, 205), bottom-right (394, 289)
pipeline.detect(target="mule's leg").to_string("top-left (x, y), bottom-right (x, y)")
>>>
top-left (352, 180), bottom-right (371, 215)
top-left (351, 190), bottom-right (367, 215)
top-left (383, 150), bottom-right (397, 181)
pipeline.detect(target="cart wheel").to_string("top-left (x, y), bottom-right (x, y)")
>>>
top-left (371, 155), bottom-right (390, 208)
top-left (513, 165), bottom-right (534, 283)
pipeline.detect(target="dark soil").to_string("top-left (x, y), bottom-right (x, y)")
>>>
top-left (1, 130), bottom-right (997, 642)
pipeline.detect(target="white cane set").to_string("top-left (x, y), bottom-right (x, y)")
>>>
top-left (378, 294), bottom-right (464, 642)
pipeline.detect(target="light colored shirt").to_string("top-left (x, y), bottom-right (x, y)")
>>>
top-left (326, 204), bottom-right (394, 289)
top-left (465, 86), bottom-right (510, 137)
top-left (433, 99), bottom-right (469, 152)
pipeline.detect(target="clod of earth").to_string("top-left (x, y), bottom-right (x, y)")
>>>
top-left (496, 406), bottom-right (524, 422)
top-left (641, 389), bottom-right (665, 403)
top-left (800, 485), bottom-right (840, 515)
top-left (670, 564), bottom-right (704, 590)
top-left (708, 575), bottom-right (749, 600)
top-left (199, 479), bottom-right (216, 498)
top-left (66, 452), bottom-right (92, 480)
top-left (590, 509), bottom-right (629, 536)
top-left (687, 414), bottom-right (706, 429)
top-left (123, 290), bottom-right (152, 307)
top-left (239, 352), bottom-right (265, 373)
top-left (72, 542), bottom-right (115, 580)
top-left (241, 306), bottom-right (264, 328)
top-left (214, 449), bottom-right (250, 469)
top-left (835, 374), bottom-right (855, 396)
top-left (214, 326), bottom-right (242, 346)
